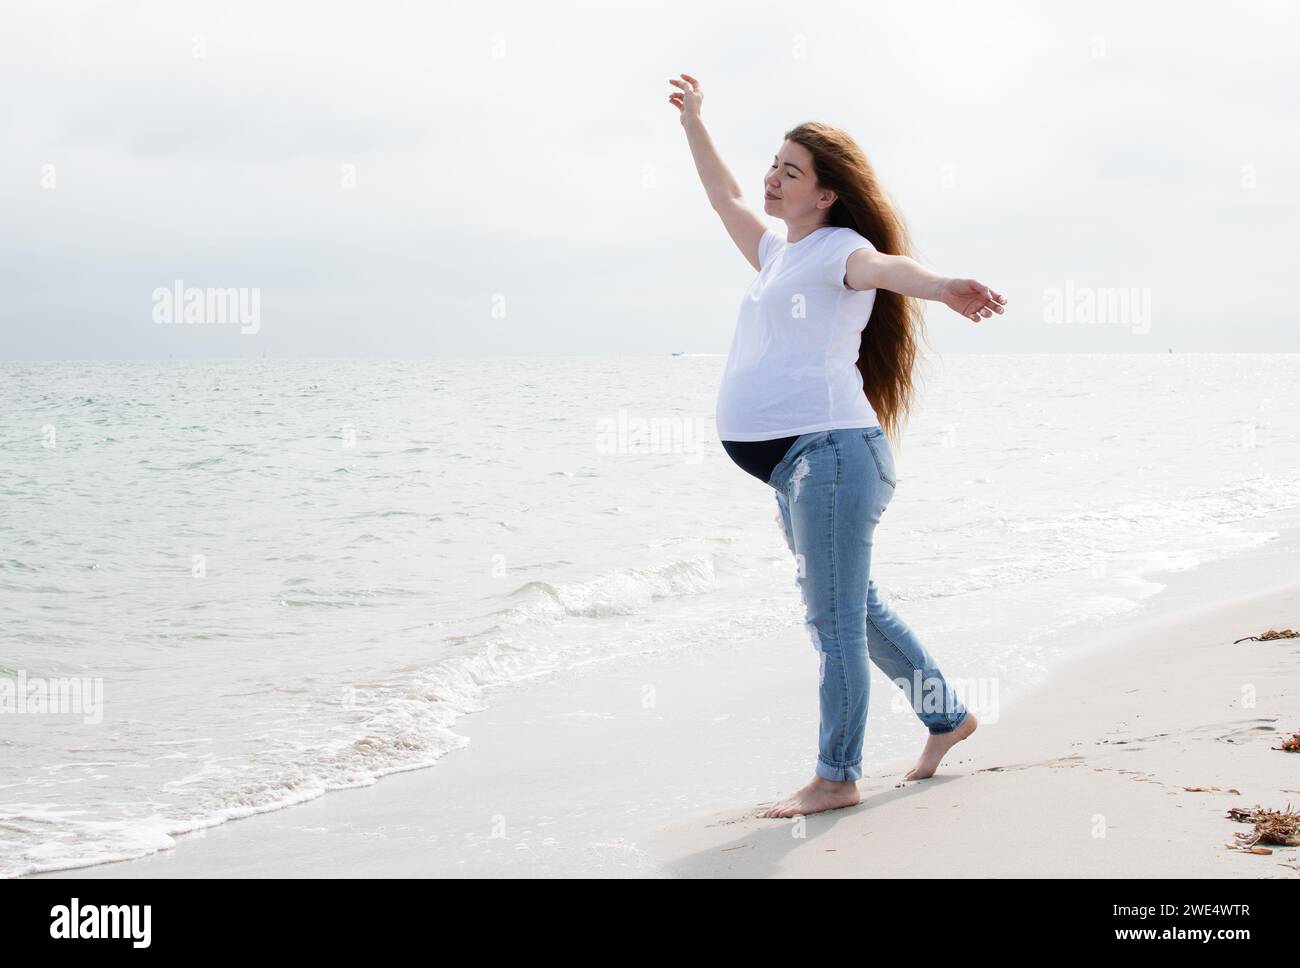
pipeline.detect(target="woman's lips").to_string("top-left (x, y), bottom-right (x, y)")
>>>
top-left (765, 192), bottom-right (780, 200)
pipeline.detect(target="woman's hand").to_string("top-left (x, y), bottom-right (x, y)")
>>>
top-left (939, 278), bottom-right (1007, 322)
top-left (667, 73), bottom-right (704, 124)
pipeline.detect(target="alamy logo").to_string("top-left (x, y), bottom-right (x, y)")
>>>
top-left (49, 898), bottom-right (151, 948)
top-left (0, 672), bottom-right (103, 724)
top-left (594, 409), bottom-right (709, 464)
top-left (152, 280), bottom-right (260, 334)
top-left (1042, 280), bottom-right (1151, 334)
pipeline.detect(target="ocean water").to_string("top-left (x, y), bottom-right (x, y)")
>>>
top-left (2, 353), bottom-right (1299, 877)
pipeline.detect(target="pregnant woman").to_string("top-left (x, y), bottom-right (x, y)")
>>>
top-left (668, 73), bottom-right (1006, 818)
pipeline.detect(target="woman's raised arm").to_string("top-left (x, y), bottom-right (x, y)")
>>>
top-left (669, 73), bottom-right (767, 271)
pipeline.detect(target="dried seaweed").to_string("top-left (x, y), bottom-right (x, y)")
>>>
top-left (1232, 628), bottom-right (1300, 644)
top-left (1226, 803), bottom-right (1300, 849)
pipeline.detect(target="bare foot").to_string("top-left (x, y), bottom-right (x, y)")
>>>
top-left (759, 776), bottom-right (860, 818)
top-left (904, 711), bottom-right (979, 781)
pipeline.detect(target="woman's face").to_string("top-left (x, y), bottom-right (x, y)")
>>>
top-left (763, 140), bottom-right (835, 222)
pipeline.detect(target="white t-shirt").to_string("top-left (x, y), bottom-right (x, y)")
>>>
top-left (715, 224), bottom-right (880, 441)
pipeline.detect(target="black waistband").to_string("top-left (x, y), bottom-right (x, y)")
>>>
top-left (721, 436), bottom-right (800, 485)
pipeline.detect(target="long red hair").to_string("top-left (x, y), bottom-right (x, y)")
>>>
top-left (783, 121), bottom-right (932, 442)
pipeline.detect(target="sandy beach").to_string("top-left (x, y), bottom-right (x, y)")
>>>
top-left (649, 576), bottom-right (1300, 878)
top-left (30, 519), bottom-right (1300, 879)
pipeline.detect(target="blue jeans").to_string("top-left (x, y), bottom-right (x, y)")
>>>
top-left (768, 427), bottom-right (969, 782)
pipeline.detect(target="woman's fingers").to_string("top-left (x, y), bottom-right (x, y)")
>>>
top-left (972, 282), bottom-right (1007, 315)
top-left (668, 79), bottom-right (684, 111)
top-left (669, 75), bottom-right (702, 119)
top-left (957, 281), bottom-right (1000, 321)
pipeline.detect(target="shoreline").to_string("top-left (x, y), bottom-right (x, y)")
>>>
top-left (28, 516), bottom-right (1300, 879)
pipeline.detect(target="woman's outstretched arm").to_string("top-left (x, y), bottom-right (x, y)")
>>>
top-left (669, 73), bottom-right (766, 271)
top-left (846, 250), bottom-right (1008, 322)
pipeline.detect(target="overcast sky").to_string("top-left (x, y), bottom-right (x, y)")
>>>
top-left (2, 0), bottom-right (1297, 359)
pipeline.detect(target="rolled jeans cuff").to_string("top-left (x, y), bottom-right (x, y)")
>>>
top-left (815, 757), bottom-right (863, 782)
top-left (928, 706), bottom-right (970, 735)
